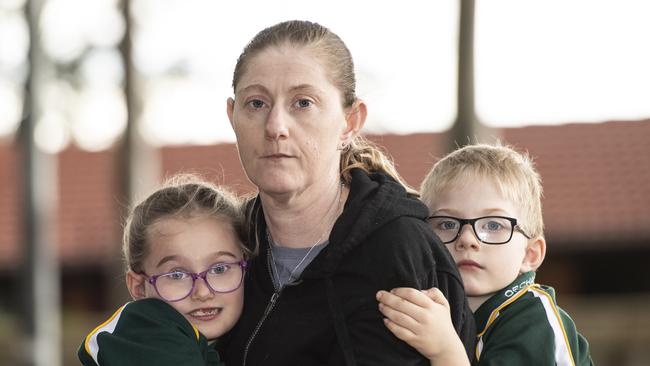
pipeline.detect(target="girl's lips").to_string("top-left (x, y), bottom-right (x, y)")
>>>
top-left (188, 307), bottom-right (222, 321)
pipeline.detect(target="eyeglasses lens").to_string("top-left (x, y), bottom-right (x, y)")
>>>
top-left (155, 263), bottom-right (244, 302)
top-left (474, 217), bottom-right (513, 244)
top-left (429, 216), bottom-right (514, 245)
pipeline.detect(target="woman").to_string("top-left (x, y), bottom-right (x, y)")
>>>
top-left (222, 20), bottom-right (474, 366)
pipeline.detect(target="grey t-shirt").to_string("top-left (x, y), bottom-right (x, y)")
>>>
top-left (269, 240), bottom-right (329, 288)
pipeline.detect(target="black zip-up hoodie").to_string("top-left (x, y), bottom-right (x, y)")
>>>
top-left (222, 169), bottom-right (475, 366)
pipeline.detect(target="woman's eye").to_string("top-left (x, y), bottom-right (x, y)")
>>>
top-left (247, 99), bottom-right (265, 109)
top-left (295, 99), bottom-right (313, 108)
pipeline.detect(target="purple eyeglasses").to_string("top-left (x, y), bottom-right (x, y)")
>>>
top-left (142, 260), bottom-right (247, 302)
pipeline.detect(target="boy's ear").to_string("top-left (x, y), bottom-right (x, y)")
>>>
top-left (520, 236), bottom-right (546, 273)
top-left (126, 270), bottom-right (147, 300)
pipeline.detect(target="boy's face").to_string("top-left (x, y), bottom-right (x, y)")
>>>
top-left (138, 216), bottom-right (245, 341)
top-left (429, 177), bottom-right (536, 309)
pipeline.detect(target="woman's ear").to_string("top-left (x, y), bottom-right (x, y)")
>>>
top-left (126, 270), bottom-right (147, 300)
top-left (341, 99), bottom-right (367, 144)
top-left (226, 97), bottom-right (235, 127)
top-left (520, 236), bottom-right (546, 273)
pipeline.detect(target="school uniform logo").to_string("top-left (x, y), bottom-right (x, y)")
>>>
top-left (503, 277), bottom-right (534, 298)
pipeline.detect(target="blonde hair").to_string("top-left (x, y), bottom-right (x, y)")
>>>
top-left (420, 143), bottom-right (544, 238)
top-left (122, 174), bottom-right (250, 273)
top-left (232, 20), bottom-right (416, 196)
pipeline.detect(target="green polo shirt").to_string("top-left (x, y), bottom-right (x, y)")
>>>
top-left (78, 298), bottom-right (222, 366)
top-left (473, 271), bottom-right (593, 365)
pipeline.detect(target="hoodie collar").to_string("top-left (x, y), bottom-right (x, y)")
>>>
top-left (303, 169), bottom-right (428, 278)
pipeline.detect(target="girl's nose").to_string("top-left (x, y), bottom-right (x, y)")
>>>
top-left (191, 278), bottom-right (214, 301)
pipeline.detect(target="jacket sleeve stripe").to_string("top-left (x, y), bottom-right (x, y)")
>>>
top-left (83, 303), bottom-right (129, 364)
top-left (476, 284), bottom-right (534, 338)
top-left (192, 324), bottom-right (199, 341)
top-left (529, 287), bottom-right (576, 366)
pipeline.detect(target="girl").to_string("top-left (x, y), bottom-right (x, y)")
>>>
top-left (78, 174), bottom-right (250, 366)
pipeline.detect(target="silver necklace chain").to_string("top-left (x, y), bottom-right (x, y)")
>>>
top-left (267, 229), bottom-right (326, 289)
top-left (267, 182), bottom-right (344, 289)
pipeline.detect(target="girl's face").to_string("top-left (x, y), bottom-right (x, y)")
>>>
top-left (227, 45), bottom-right (360, 198)
top-left (132, 216), bottom-right (245, 341)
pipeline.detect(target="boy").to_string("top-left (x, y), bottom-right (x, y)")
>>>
top-left (377, 143), bottom-right (593, 365)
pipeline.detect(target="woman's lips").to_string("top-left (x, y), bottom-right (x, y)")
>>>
top-left (262, 153), bottom-right (293, 162)
top-left (262, 152), bottom-right (291, 158)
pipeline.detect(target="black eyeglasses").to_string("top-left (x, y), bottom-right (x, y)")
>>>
top-left (427, 216), bottom-right (531, 245)
top-left (142, 260), bottom-right (247, 302)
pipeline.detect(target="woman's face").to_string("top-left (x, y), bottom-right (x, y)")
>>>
top-left (227, 45), bottom-right (358, 197)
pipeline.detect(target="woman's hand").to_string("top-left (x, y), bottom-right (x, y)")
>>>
top-left (376, 287), bottom-right (470, 366)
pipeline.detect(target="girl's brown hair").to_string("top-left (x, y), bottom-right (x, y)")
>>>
top-left (122, 174), bottom-right (249, 273)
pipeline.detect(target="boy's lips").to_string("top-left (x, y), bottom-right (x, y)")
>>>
top-left (456, 259), bottom-right (483, 270)
top-left (188, 307), bottom-right (222, 321)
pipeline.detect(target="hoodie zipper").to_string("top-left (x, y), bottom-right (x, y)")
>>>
top-left (242, 247), bottom-right (282, 366)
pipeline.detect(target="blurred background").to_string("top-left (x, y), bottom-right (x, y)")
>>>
top-left (1, 0), bottom-right (649, 365)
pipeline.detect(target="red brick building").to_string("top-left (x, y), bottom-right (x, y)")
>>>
top-left (1, 119), bottom-right (649, 363)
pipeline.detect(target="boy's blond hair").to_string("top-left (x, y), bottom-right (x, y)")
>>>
top-left (420, 143), bottom-right (544, 239)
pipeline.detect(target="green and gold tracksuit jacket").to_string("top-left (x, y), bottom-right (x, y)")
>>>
top-left (473, 271), bottom-right (593, 366)
top-left (77, 298), bottom-right (223, 366)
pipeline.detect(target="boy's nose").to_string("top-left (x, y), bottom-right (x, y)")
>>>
top-left (454, 225), bottom-right (480, 250)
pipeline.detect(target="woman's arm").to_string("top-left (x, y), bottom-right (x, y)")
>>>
top-left (336, 218), bottom-right (457, 365)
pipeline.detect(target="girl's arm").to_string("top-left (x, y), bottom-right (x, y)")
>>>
top-left (377, 287), bottom-right (470, 366)
top-left (78, 298), bottom-right (218, 366)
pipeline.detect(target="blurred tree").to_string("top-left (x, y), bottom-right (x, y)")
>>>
top-left (449, 0), bottom-right (498, 152)
top-left (112, 0), bottom-right (160, 308)
top-left (17, 0), bottom-right (62, 365)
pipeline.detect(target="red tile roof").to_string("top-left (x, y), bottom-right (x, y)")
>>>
top-left (1, 120), bottom-right (648, 268)
top-left (503, 120), bottom-right (650, 248)
top-left (57, 147), bottom-right (122, 264)
top-left (160, 144), bottom-right (255, 196)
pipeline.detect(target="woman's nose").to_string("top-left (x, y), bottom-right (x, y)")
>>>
top-left (265, 105), bottom-right (289, 140)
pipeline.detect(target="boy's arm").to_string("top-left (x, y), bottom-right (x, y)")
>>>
top-left (77, 298), bottom-right (219, 366)
top-left (377, 287), bottom-right (470, 366)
